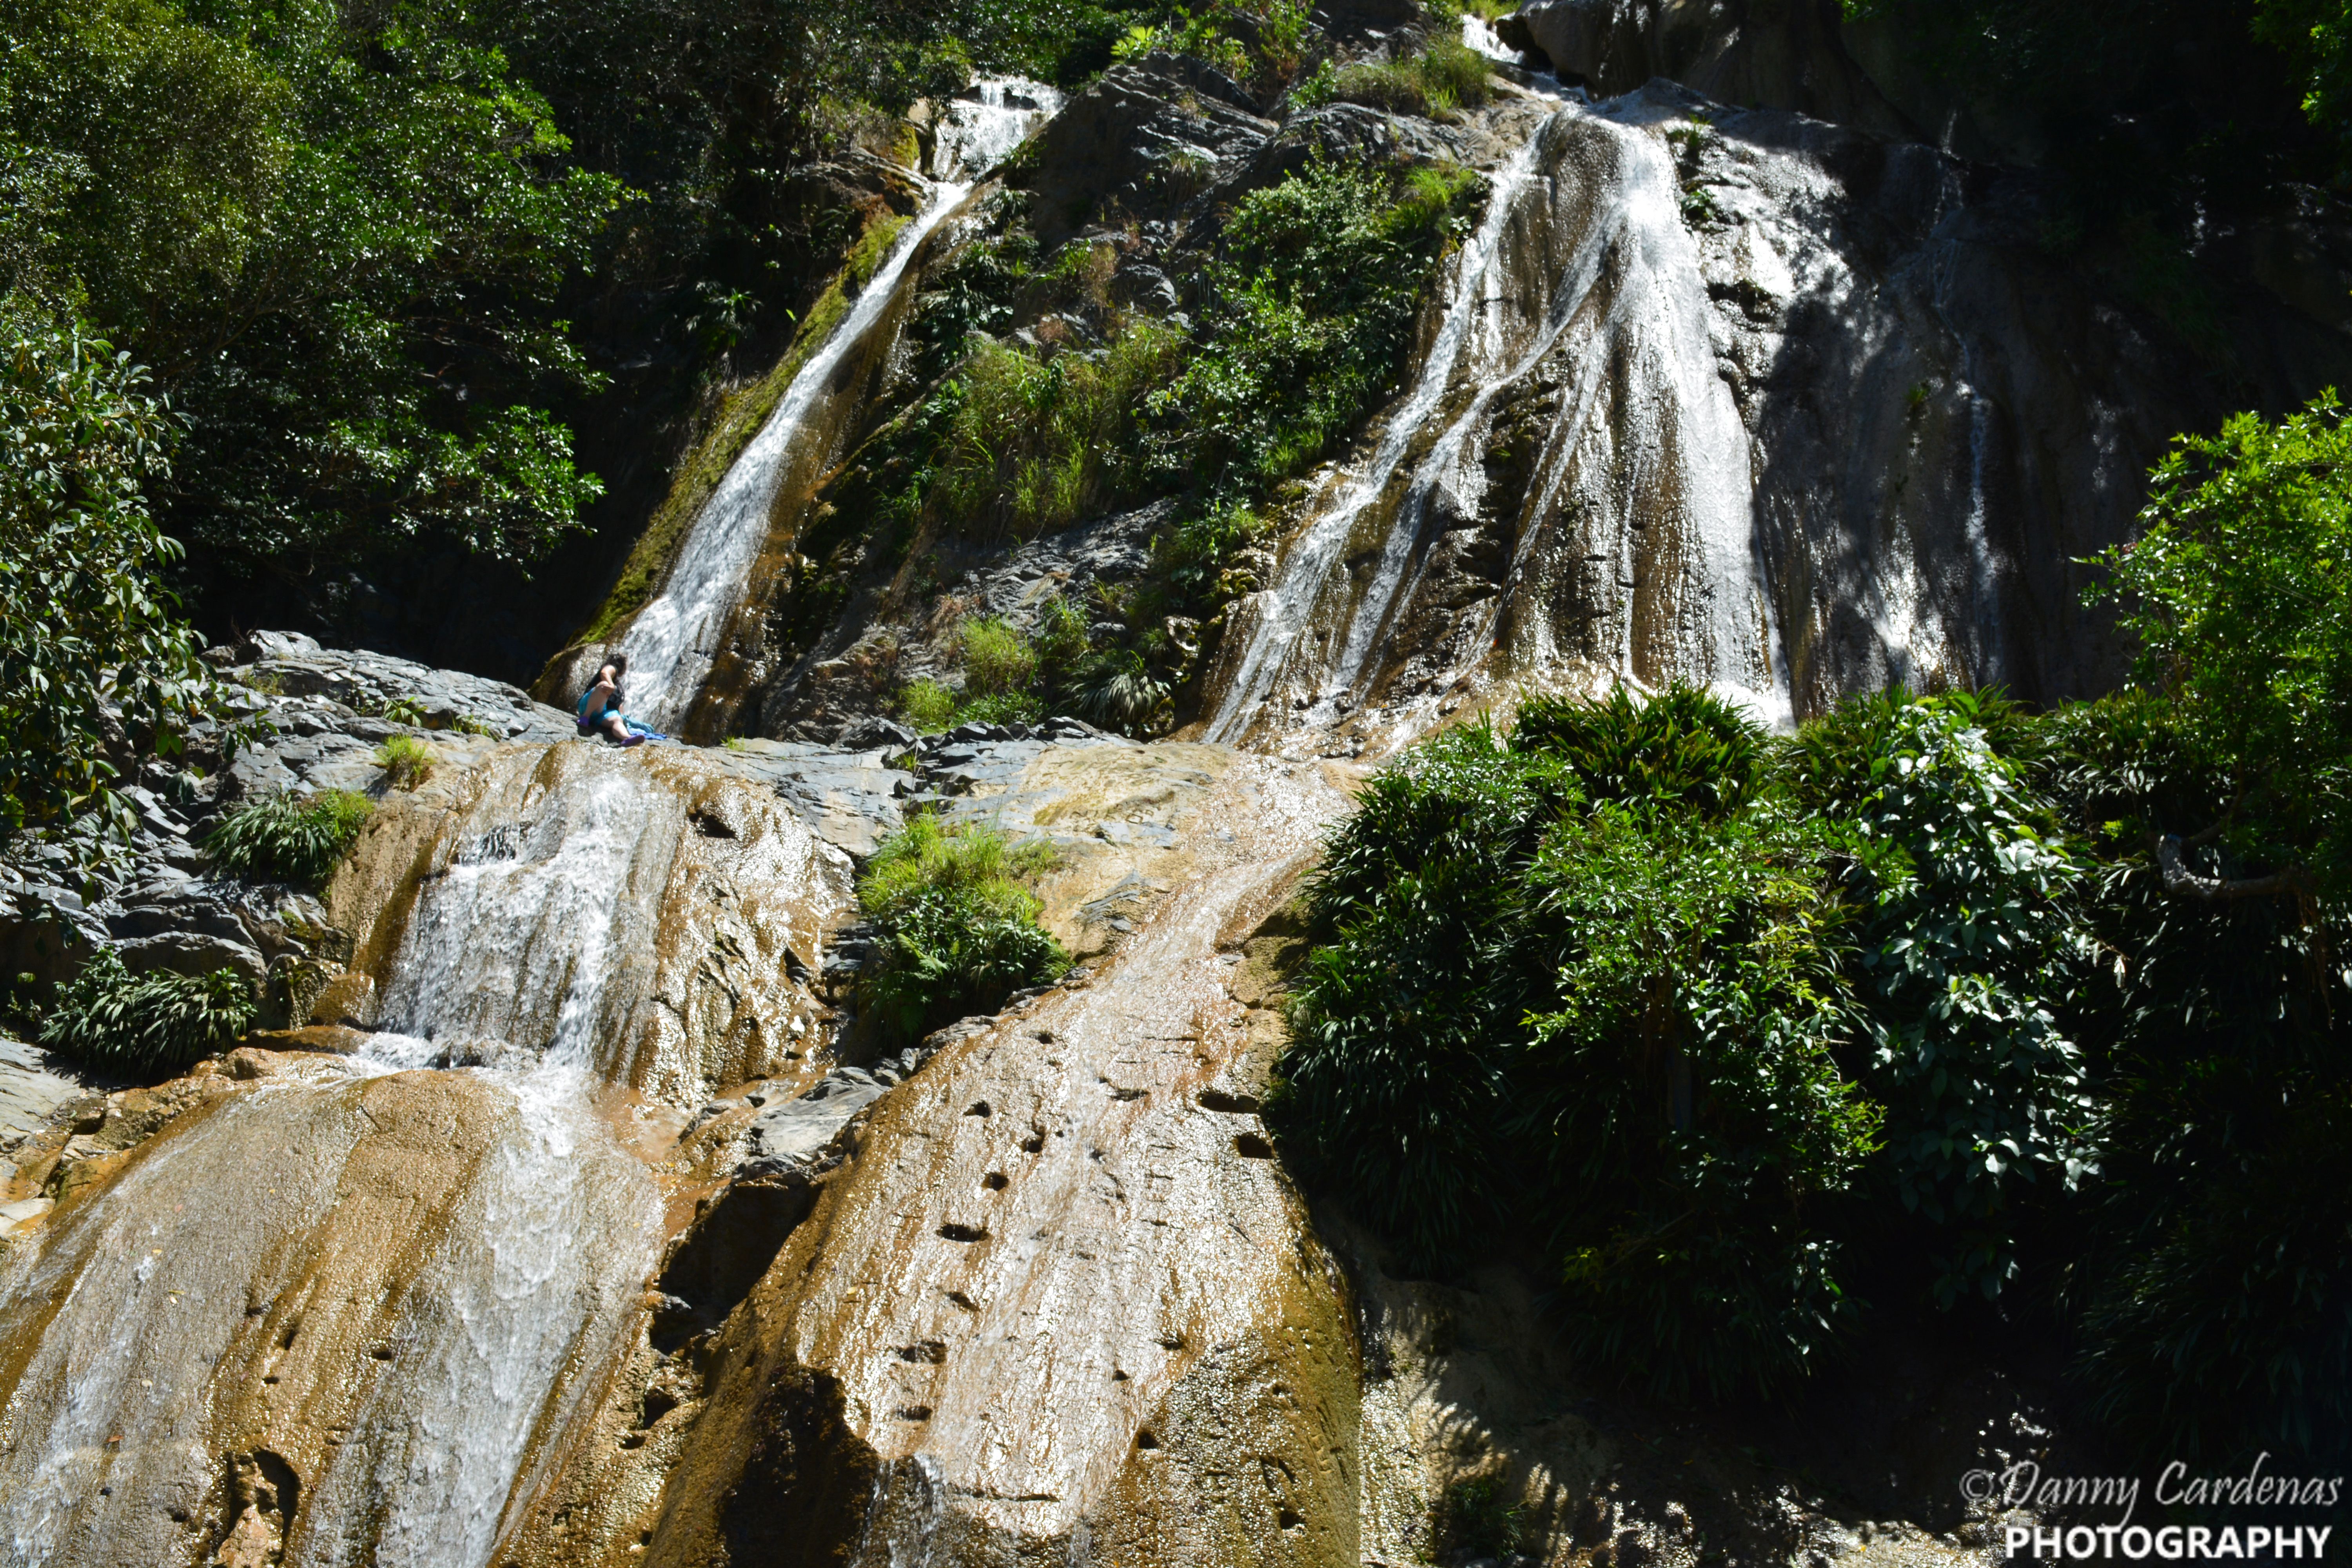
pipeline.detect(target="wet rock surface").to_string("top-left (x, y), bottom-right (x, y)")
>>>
top-left (495, 753), bottom-right (1357, 1568)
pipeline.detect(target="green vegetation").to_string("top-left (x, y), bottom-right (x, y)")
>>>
top-left (39, 947), bottom-right (254, 1073)
top-left (0, 321), bottom-right (218, 870)
top-left (895, 679), bottom-right (963, 733)
top-left (1114, 0), bottom-right (1312, 90)
top-left (1432, 1474), bottom-right (1524, 1561)
top-left (933, 323), bottom-right (1183, 539)
top-left (1147, 159), bottom-right (1482, 506)
top-left (2, 0), bottom-right (615, 583)
top-left (375, 734), bottom-right (435, 791)
top-left (1292, 33), bottom-right (1492, 117)
top-left (857, 814), bottom-right (1069, 1040)
top-left (1280, 396), bottom-right (2352, 1457)
top-left (2091, 390), bottom-right (2352, 898)
top-left (0, 0), bottom-right (1185, 638)
top-left (201, 789), bottom-right (373, 886)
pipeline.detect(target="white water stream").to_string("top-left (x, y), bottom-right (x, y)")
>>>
top-left (624, 183), bottom-right (969, 730)
top-left (626, 76), bottom-right (1060, 730)
top-left (0, 754), bottom-right (671, 1568)
top-left (1208, 85), bottom-right (1794, 743)
top-left (1206, 126), bottom-right (1554, 742)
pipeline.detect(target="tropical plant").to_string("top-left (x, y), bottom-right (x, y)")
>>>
top-left (2036, 693), bottom-right (2352, 1468)
top-left (39, 947), bottom-right (255, 1073)
top-left (895, 679), bottom-right (962, 733)
top-left (958, 617), bottom-right (1039, 696)
top-left (1, 0), bottom-right (617, 582)
top-left (2089, 390), bottom-right (2352, 899)
top-left (1521, 798), bottom-right (1877, 1399)
top-left (1510, 685), bottom-right (1766, 818)
top-left (1147, 159), bottom-right (1481, 505)
top-left (932, 322), bottom-right (1183, 539)
top-left (200, 789), bottom-right (373, 886)
top-left (1278, 695), bottom-right (1880, 1397)
top-left (858, 814), bottom-right (1069, 1040)
top-left (0, 321), bottom-right (217, 869)
top-left (1788, 690), bottom-right (2087, 1304)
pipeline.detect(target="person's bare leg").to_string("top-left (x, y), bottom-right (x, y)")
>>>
top-left (601, 713), bottom-right (630, 744)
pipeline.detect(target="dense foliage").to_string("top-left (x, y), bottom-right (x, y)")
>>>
top-left (39, 946), bottom-right (256, 1073)
top-left (0, 0), bottom-right (1181, 621)
top-left (857, 813), bottom-right (1070, 1041)
top-left (1280, 678), bottom-right (2350, 1458)
top-left (0, 322), bottom-right (216, 868)
top-left (1145, 160), bottom-right (1481, 506)
top-left (2091, 391), bottom-right (2352, 897)
top-left (1279, 394), bottom-right (2352, 1454)
top-left (200, 789), bottom-right (374, 886)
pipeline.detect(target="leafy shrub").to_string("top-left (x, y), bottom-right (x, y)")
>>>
top-left (858, 815), bottom-right (1069, 1041)
top-left (1119, 0), bottom-right (1314, 89)
top-left (375, 734), bottom-right (434, 790)
top-left (1511, 684), bottom-right (1766, 818)
top-left (2036, 694), bottom-right (2352, 1467)
top-left (1521, 800), bottom-right (1877, 1399)
top-left (1278, 701), bottom-right (1878, 1397)
top-left (39, 948), bottom-right (255, 1074)
top-left (1298, 36), bottom-right (1492, 116)
top-left (933, 322), bottom-right (1183, 539)
top-left (1789, 690), bottom-right (2086, 1304)
top-left (1274, 720), bottom-right (1570, 1258)
top-left (1147, 158), bottom-right (1481, 505)
top-left (956, 690), bottom-right (1047, 727)
top-left (201, 790), bottom-right (373, 886)
top-left (2089, 390), bottom-right (2352, 897)
top-left (1, 322), bottom-right (218, 866)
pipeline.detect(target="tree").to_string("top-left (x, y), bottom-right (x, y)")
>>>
top-left (0, 321), bottom-right (215, 866)
top-left (0, 0), bottom-right (617, 585)
top-left (2090, 390), bottom-right (2352, 899)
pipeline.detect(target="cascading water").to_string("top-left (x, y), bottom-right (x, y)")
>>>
top-left (623, 184), bottom-right (970, 730)
top-left (1205, 127), bottom-right (1555, 743)
top-left (927, 78), bottom-right (1065, 182)
top-left (1205, 87), bottom-right (1795, 745)
top-left (625, 75), bottom-right (1060, 731)
top-left (0, 748), bottom-right (813, 1568)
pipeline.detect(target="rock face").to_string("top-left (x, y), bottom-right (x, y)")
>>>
top-left (1199, 81), bottom-right (2352, 750)
top-left (1499, 0), bottom-right (1918, 140)
top-left (489, 750), bottom-right (1359, 1568)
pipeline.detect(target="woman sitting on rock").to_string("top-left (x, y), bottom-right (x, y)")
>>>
top-left (576, 653), bottom-right (644, 746)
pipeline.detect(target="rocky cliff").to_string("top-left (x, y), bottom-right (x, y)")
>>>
top-left (6, 4), bottom-right (2347, 1564)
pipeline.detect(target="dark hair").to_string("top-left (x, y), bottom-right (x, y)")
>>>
top-left (608, 650), bottom-right (629, 677)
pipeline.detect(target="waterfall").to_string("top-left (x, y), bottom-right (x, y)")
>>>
top-left (625, 182), bottom-right (971, 730)
top-left (625, 75), bottom-right (1060, 732)
top-left (1206, 92), bottom-right (1795, 745)
top-left (928, 78), bottom-right (1064, 181)
top-left (0, 749), bottom-right (821, 1568)
top-left (1205, 126), bottom-right (1555, 743)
